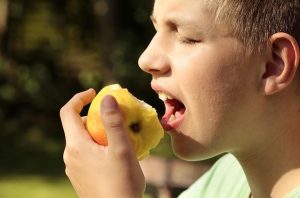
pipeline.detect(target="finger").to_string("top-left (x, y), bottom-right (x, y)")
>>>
top-left (81, 116), bottom-right (87, 129)
top-left (81, 116), bottom-right (87, 124)
top-left (60, 88), bottom-right (96, 142)
top-left (100, 95), bottom-right (132, 150)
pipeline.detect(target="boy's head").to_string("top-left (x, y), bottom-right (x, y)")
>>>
top-left (205, 0), bottom-right (300, 53)
top-left (139, 0), bottom-right (300, 161)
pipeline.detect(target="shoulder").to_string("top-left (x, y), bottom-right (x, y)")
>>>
top-left (178, 153), bottom-right (250, 198)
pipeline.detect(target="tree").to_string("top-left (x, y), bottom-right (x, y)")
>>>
top-left (0, 0), bottom-right (166, 176)
top-left (0, 0), bottom-right (8, 52)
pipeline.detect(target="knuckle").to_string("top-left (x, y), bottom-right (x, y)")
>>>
top-left (67, 145), bottom-right (80, 156)
top-left (113, 145), bottom-right (132, 160)
top-left (103, 113), bottom-right (124, 129)
top-left (59, 105), bottom-right (67, 118)
top-left (63, 149), bottom-right (69, 164)
top-left (64, 144), bottom-right (81, 159)
top-left (72, 93), bottom-right (84, 104)
top-left (60, 103), bottom-right (73, 118)
top-left (65, 167), bottom-right (71, 178)
top-left (71, 92), bottom-right (81, 100)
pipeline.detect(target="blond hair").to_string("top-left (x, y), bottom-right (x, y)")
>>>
top-left (205, 0), bottom-right (300, 53)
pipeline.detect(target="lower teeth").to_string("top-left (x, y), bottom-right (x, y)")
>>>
top-left (169, 111), bottom-right (183, 122)
top-left (175, 111), bottom-right (181, 118)
top-left (169, 114), bottom-right (175, 122)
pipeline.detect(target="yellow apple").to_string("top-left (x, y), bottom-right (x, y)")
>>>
top-left (86, 84), bottom-right (164, 160)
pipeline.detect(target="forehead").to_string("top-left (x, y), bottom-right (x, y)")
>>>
top-left (152, 0), bottom-right (230, 36)
top-left (152, 0), bottom-right (211, 24)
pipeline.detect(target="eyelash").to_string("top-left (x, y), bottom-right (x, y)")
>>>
top-left (178, 37), bottom-right (201, 45)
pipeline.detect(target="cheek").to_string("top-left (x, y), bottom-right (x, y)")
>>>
top-left (179, 55), bottom-right (252, 150)
top-left (171, 41), bottom-right (262, 159)
top-left (184, 54), bottom-right (246, 117)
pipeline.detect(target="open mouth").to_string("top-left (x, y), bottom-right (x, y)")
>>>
top-left (158, 92), bottom-right (186, 131)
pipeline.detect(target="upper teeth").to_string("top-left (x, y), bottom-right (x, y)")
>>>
top-left (158, 92), bottom-right (173, 101)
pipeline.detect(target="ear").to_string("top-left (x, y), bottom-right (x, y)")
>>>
top-left (262, 32), bottom-right (300, 95)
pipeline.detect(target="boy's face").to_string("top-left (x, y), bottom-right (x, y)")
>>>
top-left (139, 0), bottom-right (265, 160)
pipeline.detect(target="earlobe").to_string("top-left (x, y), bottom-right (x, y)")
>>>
top-left (262, 33), bottom-right (300, 95)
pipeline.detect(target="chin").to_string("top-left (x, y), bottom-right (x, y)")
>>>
top-left (170, 132), bottom-right (220, 162)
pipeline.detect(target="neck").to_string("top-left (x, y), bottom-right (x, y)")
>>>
top-left (235, 119), bottom-right (300, 198)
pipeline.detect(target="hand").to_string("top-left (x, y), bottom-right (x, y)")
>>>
top-left (60, 89), bottom-right (145, 198)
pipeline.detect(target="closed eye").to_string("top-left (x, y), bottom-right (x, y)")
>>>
top-left (178, 37), bottom-right (201, 45)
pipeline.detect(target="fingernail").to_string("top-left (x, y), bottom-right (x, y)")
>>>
top-left (101, 95), bottom-right (118, 111)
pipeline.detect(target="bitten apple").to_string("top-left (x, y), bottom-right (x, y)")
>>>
top-left (86, 84), bottom-right (164, 160)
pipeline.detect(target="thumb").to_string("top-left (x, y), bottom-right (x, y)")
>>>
top-left (100, 95), bottom-right (131, 150)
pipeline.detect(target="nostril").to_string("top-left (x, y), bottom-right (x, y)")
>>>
top-left (149, 68), bottom-right (161, 73)
top-left (148, 64), bottom-right (171, 76)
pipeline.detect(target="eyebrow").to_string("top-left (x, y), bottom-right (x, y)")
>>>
top-left (150, 14), bottom-right (186, 31)
top-left (150, 13), bottom-right (205, 35)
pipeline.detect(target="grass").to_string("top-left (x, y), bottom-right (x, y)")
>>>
top-left (0, 175), bottom-right (77, 198)
top-left (0, 175), bottom-right (157, 198)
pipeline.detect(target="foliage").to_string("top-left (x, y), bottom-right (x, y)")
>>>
top-left (0, 0), bottom-right (172, 176)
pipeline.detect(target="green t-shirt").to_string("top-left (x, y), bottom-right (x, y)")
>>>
top-left (178, 154), bottom-right (300, 198)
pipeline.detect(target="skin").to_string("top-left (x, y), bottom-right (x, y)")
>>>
top-left (60, 93), bottom-right (145, 198)
top-left (139, 0), bottom-right (264, 161)
top-left (60, 0), bottom-right (300, 197)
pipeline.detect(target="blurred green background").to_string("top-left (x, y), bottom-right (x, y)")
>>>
top-left (0, 0), bottom-right (176, 197)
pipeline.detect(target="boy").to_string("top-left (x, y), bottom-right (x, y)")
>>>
top-left (60, 0), bottom-right (300, 197)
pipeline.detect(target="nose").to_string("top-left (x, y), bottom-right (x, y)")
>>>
top-left (138, 33), bottom-right (170, 76)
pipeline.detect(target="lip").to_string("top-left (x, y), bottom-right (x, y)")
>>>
top-left (151, 82), bottom-right (178, 101)
top-left (151, 82), bottom-right (186, 131)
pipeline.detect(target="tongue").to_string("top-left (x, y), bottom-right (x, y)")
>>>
top-left (161, 99), bottom-right (185, 130)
